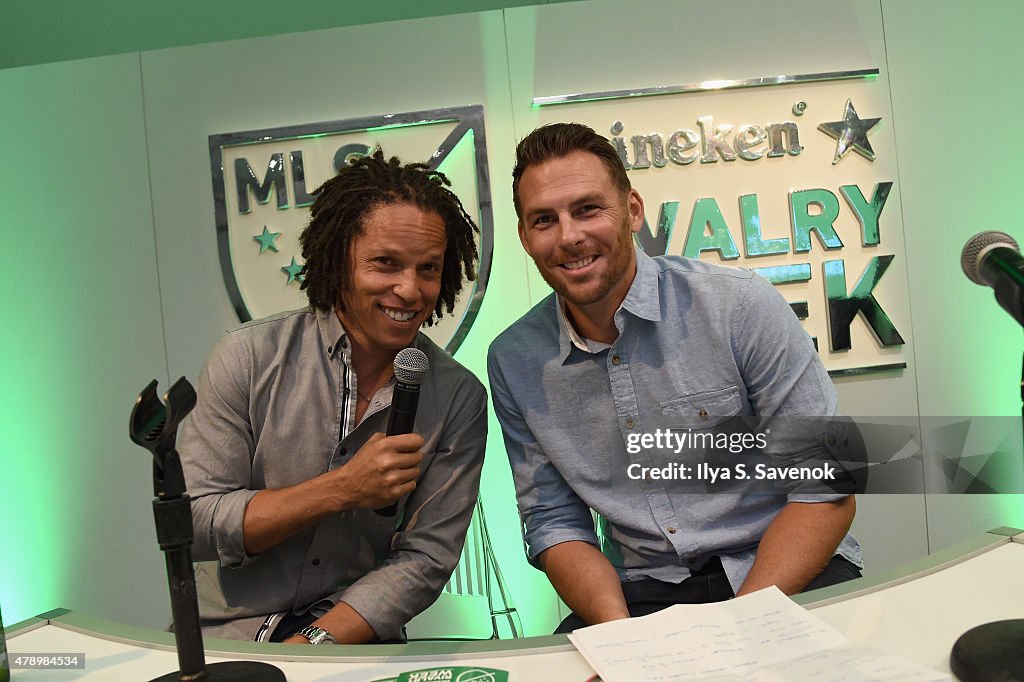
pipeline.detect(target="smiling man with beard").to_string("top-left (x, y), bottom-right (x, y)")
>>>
top-left (487, 123), bottom-right (862, 632)
top-left (179, 149), bottom-right (487, 645)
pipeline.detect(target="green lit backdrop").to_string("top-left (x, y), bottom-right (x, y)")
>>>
top-left (0, 0), bottom-right (1021, 636)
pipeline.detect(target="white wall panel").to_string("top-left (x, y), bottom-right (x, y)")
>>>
top-left (0, 54), bottom-right (169, 627)
top-left (882, 0), bottom-right (1024, 551)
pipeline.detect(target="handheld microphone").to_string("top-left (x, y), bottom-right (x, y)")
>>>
top-left (961, 231), bottom-right (1024, 327)
top-left (376, 347), bottom-right (430, 516)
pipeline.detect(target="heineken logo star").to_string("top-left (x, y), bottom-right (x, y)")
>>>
top-left (281, 257), bottom-right (304, 285)
top-left (253, 226), bottom-right (282, 254)
top-left (818, 99), bottom-right (881, 164)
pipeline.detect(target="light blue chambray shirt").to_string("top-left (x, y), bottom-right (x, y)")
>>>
top-left (487, 250), bottom-right (861, 591)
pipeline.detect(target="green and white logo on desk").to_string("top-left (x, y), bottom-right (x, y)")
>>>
top-left (371, 666), bottom-right (508, 682)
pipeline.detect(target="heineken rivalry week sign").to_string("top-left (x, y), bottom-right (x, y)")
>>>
top-left (533, 69), bottom-right (910, 378)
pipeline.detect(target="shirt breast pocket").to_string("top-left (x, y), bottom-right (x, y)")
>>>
top-left (659, 386), bottom-right (743, 429)
top-left (654, 386), bottom-right (749, 477)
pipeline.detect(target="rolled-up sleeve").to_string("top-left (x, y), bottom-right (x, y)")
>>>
top-left (487, 345), bottom-right (598, 567)
top-left (336, 376), bottom-right (488, 640)
top-left (733, 273), bottom-right (849, 503)
top-left (179, 332), bottom-right (260, 567)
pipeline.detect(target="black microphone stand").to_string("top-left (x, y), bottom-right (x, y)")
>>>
top-left (948, 336), bottom-right (1024, 681)
top-left (950, 235), bottom-right (1024, 680)
top-left (130, 378), bottom-right (286, 682)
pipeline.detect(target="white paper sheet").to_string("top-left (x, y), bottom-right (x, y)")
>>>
top-left (567, 587), bottom-right (949, 682)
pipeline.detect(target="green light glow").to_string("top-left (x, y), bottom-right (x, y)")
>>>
top-left (441, 127), bottom-right (562, 636)
top-left (0, 384), bottom-right (65, 622)
top-left (1, 0), bottom-right (1019, 640)
top-left (0, 68), bottom-right (96, 625)
top-left (0, 54), bottom-right (169, 629)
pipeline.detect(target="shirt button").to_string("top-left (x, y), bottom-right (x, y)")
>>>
top-left (625, 418), bottom-right (635, 429)
top-left (699, 408), bottom-right (709, 421)
top-left (611, 355), bottom-right (621, 365)
top-left (339, 448), bottom-right (347, 456)
top-left (311, 558), bottom-right (321, 566)
top-left (667, 527), bottom-right (677, 534)
top-left (327, 346), bottom-right (333, 354)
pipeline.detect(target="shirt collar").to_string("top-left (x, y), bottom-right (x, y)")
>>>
top-left (317, 306), bottom-right (425, 361)
top-left (556, 247), bottom-right (663, 359)
top-left (620, 247), bottom-right (663, 323)
top-left (316, 307), bottom-right (348, 359)
top-left (556, 296), bottom-right (591, 354)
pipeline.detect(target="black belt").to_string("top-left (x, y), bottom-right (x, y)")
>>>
top-left (688, 555), bottom-right (725, 577)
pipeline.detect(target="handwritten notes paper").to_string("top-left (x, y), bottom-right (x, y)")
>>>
top-left (567, 587), bottom-right (948, 682)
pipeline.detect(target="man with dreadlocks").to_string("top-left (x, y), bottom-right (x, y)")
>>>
top-left (178, 149), bottom-right (486, 645)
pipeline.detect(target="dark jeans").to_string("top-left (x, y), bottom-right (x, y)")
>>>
top-left (554, 555), bottom-right (862, 633)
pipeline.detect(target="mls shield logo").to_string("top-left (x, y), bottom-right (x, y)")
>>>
top-left (209, 106), bottom-right (493, 353)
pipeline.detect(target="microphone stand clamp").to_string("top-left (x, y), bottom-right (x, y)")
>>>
top-left (130, 378), bottom-right (285, 681)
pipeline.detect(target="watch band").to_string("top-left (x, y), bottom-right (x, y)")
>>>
top-left (296, 625), bottom-right (336, 645)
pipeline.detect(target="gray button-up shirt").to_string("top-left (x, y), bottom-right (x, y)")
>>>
top-left (487, 250), bottom-right (861, 591)
top-left (179, 308), bottom-right (486, 639)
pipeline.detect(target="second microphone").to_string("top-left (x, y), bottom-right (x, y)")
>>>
top-left (376, 346), bottom-right (430, 516)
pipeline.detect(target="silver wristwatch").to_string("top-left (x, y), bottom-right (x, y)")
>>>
top-left (297, 625), bottom-right (336, 645)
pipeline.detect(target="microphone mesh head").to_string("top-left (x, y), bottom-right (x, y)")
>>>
top-left (393, 347), bottom-right (429, 385)
top-left (961, 230), bottom-right (1019, 284)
